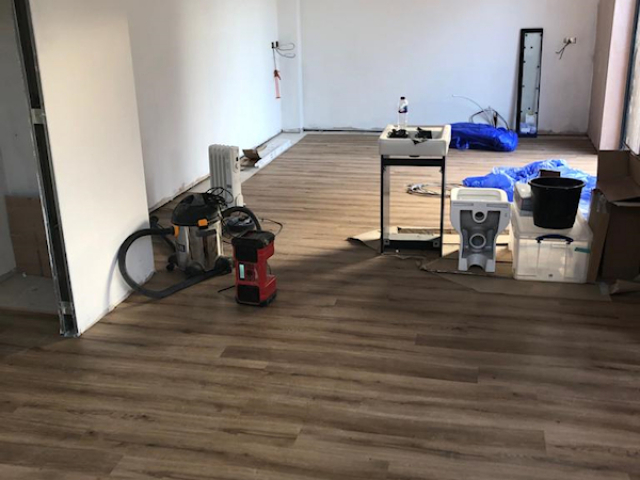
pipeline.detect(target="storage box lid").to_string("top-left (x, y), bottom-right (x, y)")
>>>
top-left (511, 204), bottom-right (592, 243)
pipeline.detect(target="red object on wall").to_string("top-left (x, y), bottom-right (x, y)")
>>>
top-left (232, 231), bottom-right (277, 307)
top-left (274, 69), bottom-right (282, 99)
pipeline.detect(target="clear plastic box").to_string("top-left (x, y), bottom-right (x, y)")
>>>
top-left (510, 205), bottom-right (592, 284)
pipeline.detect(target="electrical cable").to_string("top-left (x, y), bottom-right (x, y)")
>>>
top-left (221, 206), bottom-right (263, 244)
top-left (260, 217), bottom-right (284, 237)
top-left (556, 40), bottom-right (572, 60)
top-left (274, 42), bottom-right (296, 59)
top-left (207, 187), bottom-right (234, 206)
top-left (452, 95), bottom-right (511, 130)
top-left (218, 285), bottom-right (235, 294)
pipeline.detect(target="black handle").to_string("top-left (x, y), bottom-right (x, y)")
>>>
top-left (536, 234), bottom-right (574, 244)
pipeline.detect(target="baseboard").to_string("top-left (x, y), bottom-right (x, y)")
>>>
top-left (304, 128), bottom-right (383, 134)
top-left (148, 173), bottom-right (210, 212)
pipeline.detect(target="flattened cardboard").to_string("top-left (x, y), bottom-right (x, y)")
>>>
top-left (243, 146), bottom-right (268, 161)
top-left (609, 280), bottom-right (640, 295)
top-left (5, 196), bottom-right (52, 278)
top-left (587, 191), bottom-right (611, 283)
top-left (437, 274), bottom-right (610, 302)
top-left (597, 151), bottom-right (640, 203)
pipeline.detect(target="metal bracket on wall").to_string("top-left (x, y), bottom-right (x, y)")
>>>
top-left (31, 108), bottom-right (46, 125)
top-left (60, 301), bottom-right (74, 316)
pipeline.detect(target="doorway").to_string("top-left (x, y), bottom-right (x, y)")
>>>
top-left (0, 0), bottom-right (77, 335)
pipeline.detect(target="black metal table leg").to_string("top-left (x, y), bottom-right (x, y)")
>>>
top-left (439, 156), bottom-right (447, 258)
top-left (380, 157), bottom-right (390, 254)
top-left (380, 155), bottom-right (446, 256)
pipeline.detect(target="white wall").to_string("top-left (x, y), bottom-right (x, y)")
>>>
top-left (30, 0), bottom-right (154, 334)
top-left (300, 0), bottom-right (599, 134)
top-left (126, 0), bottom-right (282, 209)
top-left (589, 0), bottom-right (635, 150)
top-left (277, 0), bottom-right (304, 132)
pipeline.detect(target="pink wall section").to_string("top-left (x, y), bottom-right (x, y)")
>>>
top-left (589, 0), bottom-right (636, 150)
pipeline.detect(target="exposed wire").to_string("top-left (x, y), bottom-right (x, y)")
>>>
top-left (206, 186), bottom-right (234, 207)
top-left (556, 40), bottom-right (571, 60)
top-left (452, 95), bottom-right (511, 130)
top-left (274, 42), bottom-right (297, 59)
top-left (218, 285), bottom-right (235, 294)
top-left (260, 217), bottom-right (285, 237)
top-left (407, 183), bottom-right (454, 198)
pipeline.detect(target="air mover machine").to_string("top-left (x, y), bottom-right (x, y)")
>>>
top-left (232, 231), bottom-right (277, 306)
top-left (118, 192), bottom-right (261, 299)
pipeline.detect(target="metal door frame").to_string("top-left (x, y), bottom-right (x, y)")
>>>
top-left (11, 0), bottom-right (78, 336)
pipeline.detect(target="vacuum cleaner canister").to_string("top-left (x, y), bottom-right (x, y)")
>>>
top-left (118, 193), bottom-right (262, 299)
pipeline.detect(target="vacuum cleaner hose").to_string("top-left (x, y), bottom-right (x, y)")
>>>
top-left (117, 228), bottom-right (232, 300)
top-left (222, 206), bottom-right (262, 233)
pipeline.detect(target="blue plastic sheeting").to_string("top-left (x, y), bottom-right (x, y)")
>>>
top-left (450, 123), bottom-right (519, 152)
top-left (462, 159), bottom-right (597, 217)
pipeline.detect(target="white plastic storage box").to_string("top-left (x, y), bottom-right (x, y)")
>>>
top-left (510, 205), bottom-right (592, 284)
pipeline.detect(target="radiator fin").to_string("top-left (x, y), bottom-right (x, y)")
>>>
top-left (209, 145), bottom-right (243, 207)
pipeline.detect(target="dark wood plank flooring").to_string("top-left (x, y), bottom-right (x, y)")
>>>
top-left (0, 135), bottom-right (639, 480)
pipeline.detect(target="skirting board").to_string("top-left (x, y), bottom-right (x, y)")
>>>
top-left (149, 136), bottom-right (296, 211)
top-left (241, 139), bottom-right (294, 183)
top-left (148, 173), bottom-right (210, 212)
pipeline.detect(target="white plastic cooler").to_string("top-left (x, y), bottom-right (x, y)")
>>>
top-left (510, 205), bottom-right (592, 284)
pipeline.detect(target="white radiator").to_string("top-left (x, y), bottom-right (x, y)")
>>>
top-left (209, 144), bottom-right (243, 207)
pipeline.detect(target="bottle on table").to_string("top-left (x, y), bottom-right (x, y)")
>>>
top-left (398, 97), bottom-right (409, 130)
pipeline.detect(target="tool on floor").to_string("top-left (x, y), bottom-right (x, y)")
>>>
top-left (232, 231), bottom-right (277, 307)
top-left (118, 192), bottom-right (262, 299)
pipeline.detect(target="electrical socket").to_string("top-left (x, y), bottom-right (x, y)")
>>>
top-left (565, 37), bottom-right (577, 45)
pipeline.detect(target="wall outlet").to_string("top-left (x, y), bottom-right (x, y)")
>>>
top-left (565, 37), bottom-right (577, 45)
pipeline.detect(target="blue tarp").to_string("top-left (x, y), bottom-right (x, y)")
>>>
top-left (451, 123), bottom-right (519, 152)
top-left (463, 159), bottom-right (597, 217)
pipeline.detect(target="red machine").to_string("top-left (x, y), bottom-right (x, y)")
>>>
top-left (232, 231), bottom-right (277, 306)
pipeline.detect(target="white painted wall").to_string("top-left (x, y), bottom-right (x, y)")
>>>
top-left (277, 0), bottom-right (304, 132)
top-left (125, 0), bottom-right (282, 209)
top-left (300, 0), bottom-right (599, 134)
top-left (30, 0), bottom-right (153, 334)
top-left (589, 0), bottom-right (635, 150)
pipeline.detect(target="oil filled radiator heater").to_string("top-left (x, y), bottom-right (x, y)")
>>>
top-left (209, 145), bottom-right (243, 207)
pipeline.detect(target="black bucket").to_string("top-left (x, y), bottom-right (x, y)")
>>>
top-left (529, 177), bottom-right (585, 229)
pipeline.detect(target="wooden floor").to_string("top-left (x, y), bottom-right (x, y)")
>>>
top-left (1, 135), bottom-right (640, 480)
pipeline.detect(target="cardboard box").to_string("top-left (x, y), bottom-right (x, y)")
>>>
top-left (587, 151), bottom-right (640, 282)
top-left (5, 196), bottom-right (52, 278)
top-left (242, 146), bottom-right (268, 162)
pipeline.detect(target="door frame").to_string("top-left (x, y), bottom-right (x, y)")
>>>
top-left (11, 0), bottom-right (78, 336)
top-left (621, 0), bottom-right (640, 149)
